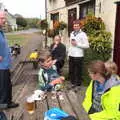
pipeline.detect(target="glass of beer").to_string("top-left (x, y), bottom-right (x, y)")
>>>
top-left (25, 95), bottom-right (35, 114)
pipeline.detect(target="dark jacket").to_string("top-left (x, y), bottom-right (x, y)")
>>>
top-left (50, 42), bottom-right (66, 62)
top-left (50, 42), bottom-right (66, 73)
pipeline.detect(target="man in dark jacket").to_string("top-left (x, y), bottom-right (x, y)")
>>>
top-left (50, 35), bottom-right (66, 74)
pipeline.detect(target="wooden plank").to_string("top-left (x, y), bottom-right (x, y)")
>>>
top-left (47, 91), bottom-right (60, 109)
top-left (66, 90), bottom-right (90, 120)
top-left (35, 99), bottom-right (48, 120)
top-left (6, 75), bottom-right (37, 120)
top-left (5, 74), bottom-right (28, 120)
top-left (58, 91), bottom-right (76, 117)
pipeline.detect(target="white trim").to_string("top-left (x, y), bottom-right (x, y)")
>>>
top-left (78, 0), bottom-right (90, 5)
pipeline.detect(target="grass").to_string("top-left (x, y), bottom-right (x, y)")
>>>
top-left (6, 34), bottom-right (33, 46)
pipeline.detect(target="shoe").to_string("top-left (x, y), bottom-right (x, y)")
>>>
top-left (7, 102), bottom-right (19, 109)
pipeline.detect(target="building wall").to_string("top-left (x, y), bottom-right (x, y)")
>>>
top-left (95, 0), bottom-right (117, 46)
top-left (47, 0), bottom-right (80, 48)
top-left (47, 0), bottom-right (65, 12)
top-left (6, 13), bottom-right (17, 31)
top-left (47, 0), bottom-right (118, 52)
top-left (47, 0), bottom-right (68, 46)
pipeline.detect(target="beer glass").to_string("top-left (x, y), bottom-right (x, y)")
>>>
top-left (25, 96), bottom-right (35, 114)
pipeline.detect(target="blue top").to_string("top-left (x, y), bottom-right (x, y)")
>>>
top-left (0, 30), bottom-right (11, 69)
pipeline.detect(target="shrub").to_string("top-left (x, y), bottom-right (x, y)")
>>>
top-left (47, 29), bottom-right (59, 38)
top-left (80, 16), bottom-right (112, 85)
top-left (48, 21), bottom-right (67, 38)
top-left (89, 30), bottom-right (112, 61)
top-left (81, 16), bottom-right (105, 36)
top-left (59, 21), bottom-right (67, 30)
top-left (80, 16), bottom-right (112, 61)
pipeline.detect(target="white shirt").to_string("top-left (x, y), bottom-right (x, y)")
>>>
top-left (68, 30), bottom-right (89, 57)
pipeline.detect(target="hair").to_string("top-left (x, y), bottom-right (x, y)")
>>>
top-left (73, 19), bottom-right (80, 25)
top-left (54, 35), bottom-right (61, 40)
top-left (105, 61), bottom-right (118, 75)
top-left (38, 49), bottom-right (51, 63)
top-left (88, 60), bottom-right (106, 77)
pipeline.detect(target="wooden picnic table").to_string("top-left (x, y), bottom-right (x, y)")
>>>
top-left (4, 62), bottom-right (90, 120)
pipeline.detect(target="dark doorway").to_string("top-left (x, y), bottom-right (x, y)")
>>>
top-left (113, 4), bottom-right (120, 75)
top-left (68, 8), bottom-right (77, 36)
top-left (51, 13), bottom-right (59, 28)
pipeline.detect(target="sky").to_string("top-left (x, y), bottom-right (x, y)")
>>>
top-left (1, 0), bottom-right (45, 19)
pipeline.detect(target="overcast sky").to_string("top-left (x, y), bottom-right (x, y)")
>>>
top-left (1, 0), bottom-right (45, 18)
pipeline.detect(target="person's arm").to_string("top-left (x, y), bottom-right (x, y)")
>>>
top-left (0, 56), bottom-right (3, 62)
top-left (49, 76), bottom-right (65, 86)
top-left (77, 32), bottom-right (89, 49)
top-left (89, 85), bottom-right (120, 120)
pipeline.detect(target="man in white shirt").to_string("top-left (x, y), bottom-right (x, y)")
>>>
top-left (68, 20), bottom-right (89, 87)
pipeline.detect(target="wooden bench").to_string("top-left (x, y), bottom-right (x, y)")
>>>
top-left (4, 65), bottom-right (90, 120)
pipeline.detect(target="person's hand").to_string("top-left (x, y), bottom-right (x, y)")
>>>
top-left (71, 40), bottom-right (77, 46)
top-left (0, 56), bottom-right (3, 62)
top-left (53, 44), bottom-right (57, 49)
top-left (52, 59), bottom-right (57, 65)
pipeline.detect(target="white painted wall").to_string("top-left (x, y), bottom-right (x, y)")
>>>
top-left (95, 0), bottom-right (117, 43)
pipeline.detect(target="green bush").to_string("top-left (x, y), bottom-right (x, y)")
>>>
top-left (89, 30), bottom-right (112, 61)
top-left (82, 16), bottom-right (105, 36)
top-left (59, 21), bottom-right (67, 30)
top-left (81, 16), bottom-right (112, 61)
top-left (80, 16), bottom-right (112, 85)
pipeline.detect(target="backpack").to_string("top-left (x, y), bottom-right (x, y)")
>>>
top-left (44, 108), bottom-right (77, 120)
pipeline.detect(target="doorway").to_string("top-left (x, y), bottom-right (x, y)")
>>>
top-left (68, 8), bottom-right (77, 36)
top-left (113, 4), bottom-right (120, 75)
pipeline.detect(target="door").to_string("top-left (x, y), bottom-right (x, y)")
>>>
top-left (68, 8), bottom-right (77, 36)
top-left (113, 4), bottom-right (120, 75)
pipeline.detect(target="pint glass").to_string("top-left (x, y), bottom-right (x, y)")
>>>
top-left (25, 96), bottom-right (35, 114)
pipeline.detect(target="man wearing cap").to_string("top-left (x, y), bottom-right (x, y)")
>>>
top-left (68, 20), bottom-right (89, 87)
top-left (0, 10), bottom-right (19, 109)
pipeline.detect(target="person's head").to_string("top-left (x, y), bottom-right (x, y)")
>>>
top-left (73, 20), bottom-right (82, 31)
top-left (39, 49), bottom-right (53, 69)
top-left (53, 35), bottom-right (61, 45)
top-left (88, 60), bottom-right (106, 82)
top-left (105, 61), bottom-right (118, 75)
top-left (0, 11), bottom-right (6, 27)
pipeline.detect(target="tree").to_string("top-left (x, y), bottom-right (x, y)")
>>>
top-left (16, 17), bottom-right (27, 27)
top-left (26, 18), bottom-right (40, 28)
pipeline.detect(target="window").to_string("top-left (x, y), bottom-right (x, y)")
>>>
top-left (79, 0), bottom-right (95, 19)
top-left (50, 13), bottom-right (59, 21)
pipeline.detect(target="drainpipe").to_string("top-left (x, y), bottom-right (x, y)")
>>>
top-left (45, 0), bottom-right (48, 48)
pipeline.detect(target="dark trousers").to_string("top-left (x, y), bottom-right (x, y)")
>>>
top-left (56, 60), bottom-right (65, 74)
top-left (69, 56), bottom-right (84, 86)
top-left (0, 70), bottom-right (12, 104)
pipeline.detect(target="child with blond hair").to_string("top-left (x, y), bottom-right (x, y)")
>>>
top-left (105, 61), bottom-right (119, 80)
